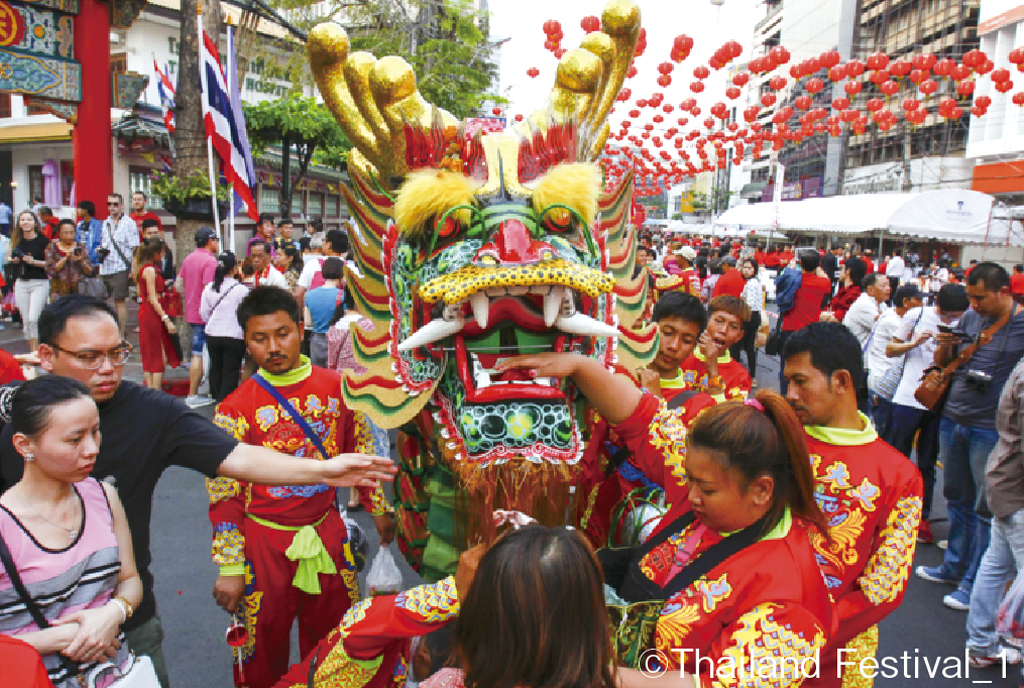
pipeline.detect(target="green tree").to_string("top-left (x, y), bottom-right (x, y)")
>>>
top-left (245, 95), bottom-right (351, 218)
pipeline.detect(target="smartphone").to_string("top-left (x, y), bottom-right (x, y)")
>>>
top-left (937, 324), bottom-right (954, 334)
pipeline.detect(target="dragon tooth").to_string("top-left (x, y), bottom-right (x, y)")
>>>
top-left (544, 286), bottom-right (564, 327)
top-left (554, 313), bottom-right (620, 338)
top-left (508, 285), bottom-right (529, 296)
top-left (396, 318), bottom-right (465, 351)
top-left (470, 291), bottom-right (489, 330)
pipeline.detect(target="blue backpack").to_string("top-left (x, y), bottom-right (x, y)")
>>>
top-left (774, 267), bottom-right (802, 315)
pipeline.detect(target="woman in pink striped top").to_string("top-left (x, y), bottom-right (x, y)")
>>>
top-left (0, 376), bottom-right (143, 687)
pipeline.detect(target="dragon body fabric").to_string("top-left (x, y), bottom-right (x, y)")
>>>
top-left (309, 0), bottom-right (657, 581)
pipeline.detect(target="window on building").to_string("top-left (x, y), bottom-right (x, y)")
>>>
top-left (26, 101), bottom-right (48, 116)
top-left (308, 193), bottom-right (323, 217)
top-left (327, 195), bottom-right (340, 217)
top-left (28, 165), bottom-right (43, 205)
top-left (129, 167), bottom-right (159, 207)
top-left (290, 189), bottom-right (303, 217)
top-left (260, 186), bottom-right (280, 213)
top-left (111, 53), bottom-right (127, 77)
top-left (0, 94), bottom-right (10, 119)
top-left (61, 160), bottom-right (74, 207)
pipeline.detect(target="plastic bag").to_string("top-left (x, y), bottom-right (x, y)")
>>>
top-left (997, 570), bottom-right (1024, 638)
top-left (366, 546), bottom-right (402, 597)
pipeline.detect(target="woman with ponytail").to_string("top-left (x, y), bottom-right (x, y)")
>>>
top-left (499, 353), bottom-right (835, 688)
top-left (200, 252), bottom-right (248, 401)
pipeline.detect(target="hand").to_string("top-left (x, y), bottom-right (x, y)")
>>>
top-left (496, 352), bottom-right (588, 380)
top-left (815, 266), bottom-right (828, 279)
top-left (788, 258), bottom-right (798, 269)
top-left (819, 311), bottom-right (837, 323)
top-left (637, 368), bottom-right (662, 396)
top-left (913, 331), bottom-right (933, 347)
top-left (212, 574), bottom-right (245, 613)
top-left (934, 331), bottom-right (959, 348)
top-left (454, 543), bottom-right (486, 604)
top-left (164, 319), bottom-right (177, 334)
top-left (320, 454), bottom-right (397, 488)
top-left (373, 512), bottom-right (396, 546)
top-left (54, 603), bottom-right (123, 664)
top-left (698, 331), bottom-right (721, 363)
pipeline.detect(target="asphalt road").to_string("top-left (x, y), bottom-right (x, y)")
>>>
top-left (1, 306), bottom-right (1019, 687)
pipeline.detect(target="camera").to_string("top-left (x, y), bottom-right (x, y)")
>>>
top-left (95, 247), bottom-right (110, 263)
top-left (965, 369), bottom-right (993, 393)
top-left (10, 247), bottom-right (24, 260)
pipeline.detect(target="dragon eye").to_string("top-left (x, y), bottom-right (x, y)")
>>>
top-left (478, 254), bottom-right (499, 266)
top-left (436, 216), bottom-right (459, 237)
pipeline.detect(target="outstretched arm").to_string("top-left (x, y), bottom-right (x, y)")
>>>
top-left (497, 353), bottom-right (642, 425)
top-left (218, 444), bottom-right (397, 488)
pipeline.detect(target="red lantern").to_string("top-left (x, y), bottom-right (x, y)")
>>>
top-left (919, 79), bottom-right (939, 95)
top-left (790, 64), bottom-right (803, 80)
top-left (997, 80), bottom-right (1015, 94)
top-left (845, 81), bottom-right (863, 95)
top-left (657, 74), bottom-right (672, 87)
top-left (972, 106), bottom-right (987, 117)
top-left (663, 104), bottom-right (675, 113)
top-left (902, 98), bottom-right (920, 111)
top-left (681, 98), bottom-right (697, 111)
top-left (975, 95), bottom-right (991, 108)
top-left (869, 69), bottom-right (890, 84)
top-left (732, 72), bottom-right (750, 87)
top-left (933, 58), bottom-right (955, 77)
top-left (957, 81), bottom-right (975, 96)
top-left (978, 60), bottom-right (995, 75)
top-left (832, 97), bottom-right (850, 110)
top-left (880, 80), bottom-right (900, 96)
top-left (769, 75), bottom-right (787, 90)
top-left (492, 107), bottom-right (502, 116)
top-left (909, 69), bottom-right (928, 84)
top-left (514, 114), bottom-right (524, 122)
top-left (658, 62), bottom-right (674, 75)
top-left (795, 95), bottom-right (813, 110)
top-left (821, 50), bottom-right (842, 68)
top-left (866, 98), bottom-right (884, 112)
top-left (866, 51), bottom-right (890, 71)
top-left (526, 67), bottom-right (539, 78)
top-left (690, 81), bottom-right (705, 93)
top-left (691, 106), bottom-right (702, 116)
top-left (992, 68), bottom-right (1012, 83)
top-left (890, 59), bottom-right (912, 77)
top-left (913, 53), bottom-right (937, 71)
top-left (726, 86), bottom-right (742, 99)
top-left (1013, 92), bottom-right (1024, 106)
top-left (761, 93), bottom-right (777, 107)
top-left (806, 77), bottom-right (825, 94)
top-left (554, 48), bottom-right (566, 58)
top-left (769, 45), bottom-right (791, 66)
top-left (693, 65), bottom-right (710, 80)
top-left (580, 15), bottom-right (601, 33)
top-left (828, 66), bottom-right (846, 82)
top-left (963, 49), bottom-right (987, 68)
top-left (951, 65), bottom-right (972, 81)
top-left (845, 60), bottom-right (866, 77)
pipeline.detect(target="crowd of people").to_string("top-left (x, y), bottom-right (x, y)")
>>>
top-left (0, 210), bottom-right (1022, 688)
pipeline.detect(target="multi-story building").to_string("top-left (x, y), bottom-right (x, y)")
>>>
top-left (841, 0), bottom-right (979, 193)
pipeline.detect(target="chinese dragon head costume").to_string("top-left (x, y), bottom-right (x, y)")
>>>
top-left (309, 0), bottom-right (655, 581)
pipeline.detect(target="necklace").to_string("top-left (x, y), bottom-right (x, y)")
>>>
top-left (13, 488), bottom-right (79, 542)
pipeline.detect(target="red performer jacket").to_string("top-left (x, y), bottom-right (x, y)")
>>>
top-left (273, 577), bottom-right (460, 688)
top-left (208, 358), bottom-right (388, 575)
top-left (678, 350), bottom-right (751, 402)
top-left (801, 418), bottom-right (923, 688)
top-left (656, 269), bottom-right (700, 297)
top-left (640, 501), bottom-right (835, 688)
top-left (829, 285), bottom-right (861, 322)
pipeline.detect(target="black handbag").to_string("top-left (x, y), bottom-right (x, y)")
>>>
top-left (764, 315), bottom-right (785, 356)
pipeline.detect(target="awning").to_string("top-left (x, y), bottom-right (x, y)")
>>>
top-left (713, 190), bottom-right (1023, 246)
top-left (0, 122), bottom-right (73, 144)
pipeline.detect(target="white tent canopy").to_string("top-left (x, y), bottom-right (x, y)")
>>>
top-left (713, 190), bottom-right (1023, 246)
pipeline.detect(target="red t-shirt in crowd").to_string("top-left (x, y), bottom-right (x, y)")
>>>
top-left (782, 273), bottom-right (831, 332)
top-left (863, 258), bottom-right (875, 273)
top-left (131, 211), bottom-right (163, 239)
top-left (1012, 273), bottom-right (1024, 295)
top-left (712, 268), bottom-right (745, 297)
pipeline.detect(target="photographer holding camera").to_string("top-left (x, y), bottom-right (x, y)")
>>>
top-left (45, 217), bottom-right (94, 298)
top-left (916, 263), bottom-right (1024, 614)
top-left (9, 210), bottom-right (50, 350)
top-left (99, 193), bottom-right (139, 340)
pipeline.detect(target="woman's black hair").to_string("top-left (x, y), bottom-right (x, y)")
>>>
top-left (7, 376), bottom-right (92, 437)
top-left (321, 257), bottom-right (344, 280)
top-left (280, 244), bottom-right (302, 276)
top-left (214, 252), bottom-right (237, 292)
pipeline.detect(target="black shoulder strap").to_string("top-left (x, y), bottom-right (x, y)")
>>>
top-left (0, 528), bottom-right (80, 676)
top-left (666, 388), bottom-right (701, 411)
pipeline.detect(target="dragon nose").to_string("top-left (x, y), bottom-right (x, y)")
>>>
top-left (475, 219), bottom-right (556, 266)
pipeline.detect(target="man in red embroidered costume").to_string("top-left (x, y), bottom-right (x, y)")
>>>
top-left (677, 295), bottom-right (751, 402)
top-left (271, 545), bottom-right (481, 688)
top-left (782, 322), bottom-right (923, 688)
top-left (656, 247), bottom-right (700, 297)
top-left (208, 286), bottom-right (395, 688)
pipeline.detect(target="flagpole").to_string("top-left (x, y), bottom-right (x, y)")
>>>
top-left (197, 4), bottom-right (222, 241)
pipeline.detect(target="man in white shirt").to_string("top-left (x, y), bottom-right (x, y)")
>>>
top-left (866, 284), bottom-right (925, 440)
top-left (294, 229), bottom-right (348, 305)
top-left (100, 193), bottom-right (140, 339)
top-left (843, 272), bottom-right (891, 347)
top-left (249, 240), bottom-right (289, 289)
top-left (887, 283), bottom-right (970, 544)
top-left (886, 250), bottom-right (906, 282)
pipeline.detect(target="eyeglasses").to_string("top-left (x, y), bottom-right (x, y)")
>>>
top-left (51, 341), bottom-right (133, 369)
top-left (107, 202), bottom-right (120, 207)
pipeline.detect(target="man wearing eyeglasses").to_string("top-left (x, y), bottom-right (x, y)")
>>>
top-left (0, 295), bottom-right (396, 687)
top-left (99, 194), bottom-right (140, 340)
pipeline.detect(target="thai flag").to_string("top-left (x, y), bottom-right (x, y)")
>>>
top-left (226, 27), bottom-right (258, 220)
top-left (154, 60), bottom-right (175, 134)
top-left (199, 30), bottom-right (259, 220)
